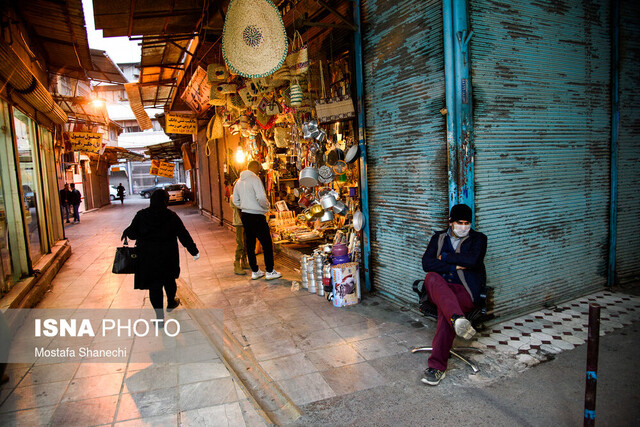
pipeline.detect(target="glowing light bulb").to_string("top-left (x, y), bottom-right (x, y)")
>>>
top-left (235, 147), bottom-right (245, 164)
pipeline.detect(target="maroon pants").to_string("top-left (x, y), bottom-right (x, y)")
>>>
top-left (425, 272), bottom-right (475, 371)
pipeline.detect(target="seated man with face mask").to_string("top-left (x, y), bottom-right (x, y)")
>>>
top-left (420, 203), bottom-right (488, 386)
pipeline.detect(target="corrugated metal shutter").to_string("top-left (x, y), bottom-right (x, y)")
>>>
top-left (361, 0), bottom-right (448, 305)
top-left (616, 2), bottom-right (640, 284)
top-left (470, 0), bottom-right (611, 318)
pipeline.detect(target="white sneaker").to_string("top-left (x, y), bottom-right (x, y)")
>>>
top-left (453, 317), bottom-right (476, 340)
top-left (265, 270), bottom-right (282, 280)
top-left (251, 269), bottom-right (265, 280)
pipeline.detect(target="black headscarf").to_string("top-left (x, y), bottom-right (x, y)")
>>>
top-left (150, 189), bottom-right (169, 209)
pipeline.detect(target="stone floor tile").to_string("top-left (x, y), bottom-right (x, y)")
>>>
top-left (259, 353), bottom-right (318, 381)
top-left (305, 343), bottom-right (366, 370)
top-left (248, 338), bottom-right (300, 362)
top-left (239, 399), bottom-right (268, 427)
top-left (277, 372), bottom-right (335, 406)
top-left (181, 402), bottom-right (245, 427)
top-left (0, 380), bottom-right (69, 413)
top-left (116, 388), bottom-right (179, 421)
top-left (290, 328), bottom-right (346, 351)
top-left (235, 312), bottom-right (281, 331)
top-left (349, 335), bottom-right (407, 361)
top-left (62, 372), bottom-right (124, 402)
top-left (0, 404), bottom-right (56, 426)
top-left (178, 361), bottom-right (230, 384)
top-left (74, 362), bottom-right (127, 379)
top-left (179, 377), bottom-right (238, 411)
top-left (18, 363), bottom-right (78, 388)
top-left (49, 394), bottom-right (118, 426)
top-left (333, 320), bottom-right (383, 342)
top-left (319, 362), bottom-right (387, 396)
top-left (123, 366), bottom-right (178, 394)
top-left (114, 413), bottom-right (178, 427)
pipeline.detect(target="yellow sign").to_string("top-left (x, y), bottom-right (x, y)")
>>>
top-left (69, 132), bottom-right (102, 153)
top-left (150, 160), bottom-right (175, 178)
top-left (166, 113), bottom-right (197, 135)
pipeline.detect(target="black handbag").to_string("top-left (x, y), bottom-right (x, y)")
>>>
top-left (112, 237), bottom-right (138, 274)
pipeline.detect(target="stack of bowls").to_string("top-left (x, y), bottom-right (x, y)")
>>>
top-left (300, 256), bottom-right (309, 289)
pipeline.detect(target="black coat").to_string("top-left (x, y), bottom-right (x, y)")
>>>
top-left (70, 189), bottom-right (81, 205)
top-left (422, 228), bottom-right (487, 302)
top-left (123, 206), bottom-right (198, 290)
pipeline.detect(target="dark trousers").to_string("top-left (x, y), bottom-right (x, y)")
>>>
top-left (425, 272), bottom-right (475, 371)
top-left (61, 203), bottom-right (70, 222)
top-left (149, 279), bottom-right (177, 319)
top-left (72, 204), bottom-right (80, 222)
top-left (240, 212), bottom-right (274, 272)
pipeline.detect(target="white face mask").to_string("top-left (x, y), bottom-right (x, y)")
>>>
top-left (453, 224), bottom-right (471, 238)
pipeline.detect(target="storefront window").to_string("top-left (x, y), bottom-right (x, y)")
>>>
top-left (0, 173), bottom-right (10, 291)
top-left (13, 109), bottom-right (44, 264)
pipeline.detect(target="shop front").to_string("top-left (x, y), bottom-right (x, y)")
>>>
top-left (185, 0), bottom-right (366, 306)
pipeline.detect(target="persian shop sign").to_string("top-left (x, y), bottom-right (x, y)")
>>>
top-left (150, 160), bottom-right (175, 178)
top-left (166, 113), bottom-right (197, 134)
top-left (68, 132), bottom-right (102, 153)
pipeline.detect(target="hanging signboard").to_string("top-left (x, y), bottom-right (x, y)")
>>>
top-left (180, 66), bottom-right (211, 114)
top-left (68, 132), bottom-right (102, 153)
top-left (150, 160), bottom-right (175, 178)
top-left (166, 113), bottom-right (198, 135)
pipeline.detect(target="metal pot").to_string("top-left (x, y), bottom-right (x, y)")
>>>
top-left (299, 167), bottom-right (319, 187)
top-left (298, 194), bottom-right (311, 208)
top-left (318, 165), bottom-right (334, 184)
top-left (332, 200), bottom-right (348, 215)
top-left (319, 209), bottom-right (334, 223)
top-left (320, 194), bottom-right (338, 209)
top-left (327, 148), bottom-right (345, 166)
top-left (310, 203), bottom-right (324, 217)
top-left (353, 209), bottom-right (365, 231)
top-left (345, 144), bottom-right (360, 164)
top-left (303, 209), bottom-right (314, 221)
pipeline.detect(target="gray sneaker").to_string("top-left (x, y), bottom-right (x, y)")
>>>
top-left (421, 368), bottom-right (446, 386)
top-left (265, 270), bottom-right (282, 280)
top-left (453, 316), bottom-right (476, 340)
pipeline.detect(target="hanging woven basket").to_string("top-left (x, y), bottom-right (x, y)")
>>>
top-left (222, 0), bottom-right (288, 78)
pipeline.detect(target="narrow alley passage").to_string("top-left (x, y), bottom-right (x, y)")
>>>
top-left (0, 199), bottom-right (638, 426)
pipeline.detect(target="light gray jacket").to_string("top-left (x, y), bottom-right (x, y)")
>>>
top-left (232, 170), bottom-right (269, 215)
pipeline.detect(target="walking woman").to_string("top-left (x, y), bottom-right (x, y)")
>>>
top-left (122, 190), bottom-right (199, 321)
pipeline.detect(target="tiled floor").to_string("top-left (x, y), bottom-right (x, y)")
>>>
top-left (473, 291), bottom-right (640, 361)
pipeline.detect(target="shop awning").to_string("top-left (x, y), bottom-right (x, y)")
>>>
top-left (145, 138), bottom-right (190, 160)
top-left (87, 50), bottom-right (129, 84)
top-left (54, 95), bottom-right (110, 126)
top-left (103, 146), bottom-right (146, 162)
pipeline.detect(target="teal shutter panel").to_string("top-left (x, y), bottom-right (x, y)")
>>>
top-left (616, 2), bottom-right (640, 284)
top-left (469, 0), bottom-right (612, 318)
top-left (361, 0), bottom-right (448, 305)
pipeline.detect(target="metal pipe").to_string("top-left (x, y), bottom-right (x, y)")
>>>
top-left (584, 304), bottom-right (600, 426)
top-left (608, 0), bottom-right (620, 287)
top-left (353, 0), bottom-right (371, 292)
top-left (452, 0), bottom-right (475, 218)
top-left (443, 0), bottom-right (458, 211)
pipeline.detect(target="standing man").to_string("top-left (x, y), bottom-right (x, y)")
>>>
top-left (59, 183), bottom-right (71, 224)
top-left (230, 193), bottom-right (250, 275)
top-left (420, 203), bottom-right (487, 386)
top-left (232, 161), bottom-right (281, 280)
top-left (116, 183), bottom-right (126, 204)
top-left (69, 183), bottom-right (82, 223)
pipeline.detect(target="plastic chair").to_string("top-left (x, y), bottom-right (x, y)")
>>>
top-left (411, 279), bottom-right (493, 373)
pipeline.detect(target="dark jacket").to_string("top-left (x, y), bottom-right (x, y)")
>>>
top-left (59, 188), bottom-right (70, 205)
top-left (422, 228), bottom-right (487, 302)
top-left (123, 204), bottom-right (198, 290)
top-left (70, 189), bottom-right (81, 205)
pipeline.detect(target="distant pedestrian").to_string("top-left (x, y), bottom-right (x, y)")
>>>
top-left (122, 189), bottom-right (199, 322)
top-left (232, 161), bottom-right (281, 280)
top-left (116, 183), bottom-right (125, 204)
top-left (59, 183), bottom-right (71, 223)
top-left (69, 183), bottom-right (82, 223)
